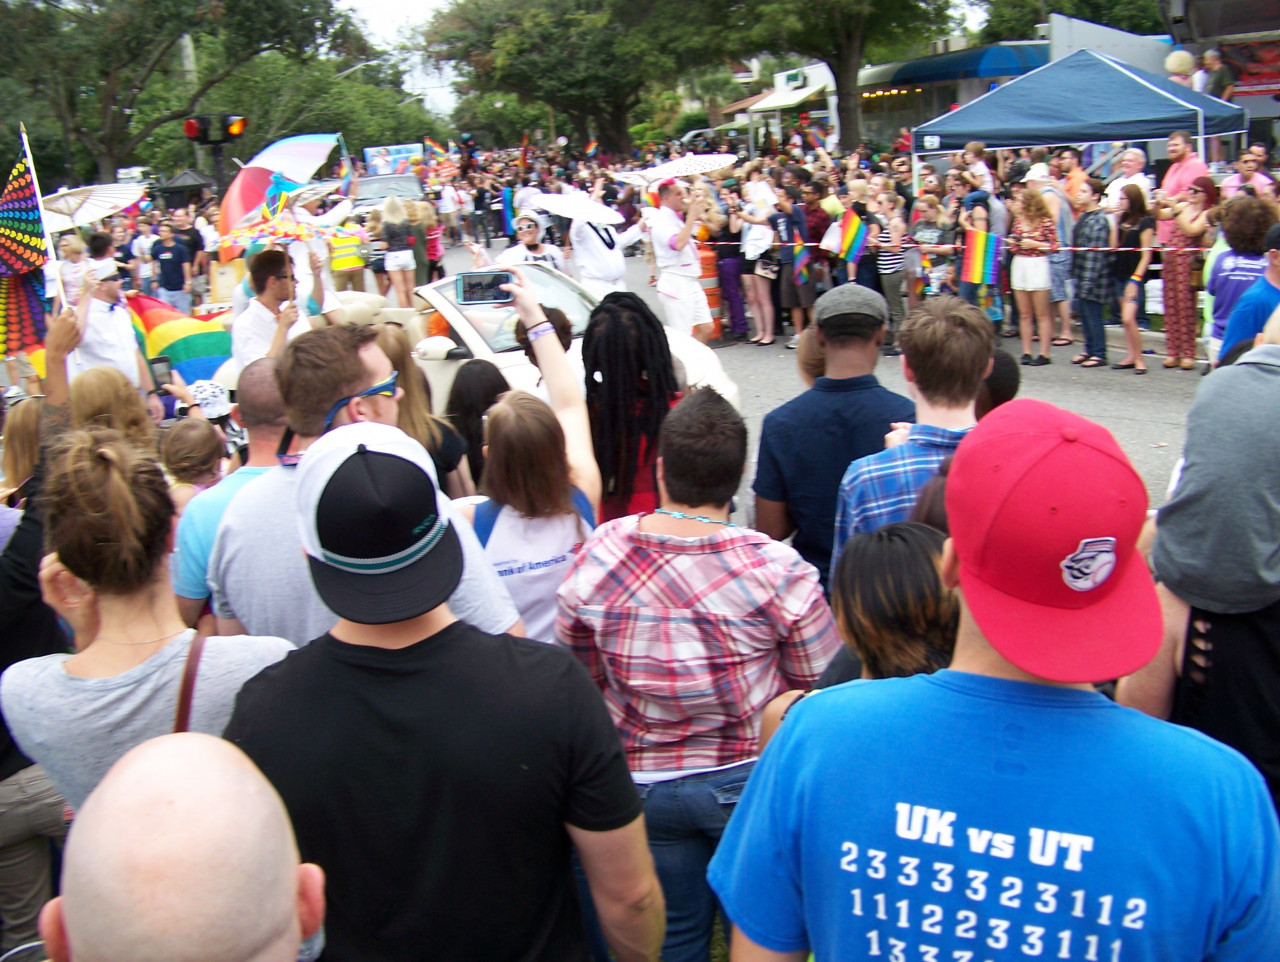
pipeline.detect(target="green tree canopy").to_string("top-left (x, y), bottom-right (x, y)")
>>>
top-left (977, 0), bottom-right (1162, 42)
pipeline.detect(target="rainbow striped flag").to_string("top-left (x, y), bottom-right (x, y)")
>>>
top-left (584, 140), bottom-right (598, 157)
top-left (424, 138), bottom-right (447, 161)
top-left (793, 232), bottom-right (809, 285)
top-left (913, 251), bottom-right (932, 298)
top-left (338, 158), bottom-right (353, 197)
top-left (838, 209), bottom-right (868, 263)
top-left (961, 229), bottom-right (1001, 285)
top-left (805, 127), bottom-right (827, 151)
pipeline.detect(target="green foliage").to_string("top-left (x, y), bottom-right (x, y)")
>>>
top-left (675, 110), bottom-right (710, 135)
top-left (0, 0), bottom-right (348, 181)
top-left (451, 92), bottom-right (571, 150)
top-left (977, 0), bottom-right (1162, 42)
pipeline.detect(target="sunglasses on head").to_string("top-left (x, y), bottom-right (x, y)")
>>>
top-left (322, 370), bottom-right (399, 431)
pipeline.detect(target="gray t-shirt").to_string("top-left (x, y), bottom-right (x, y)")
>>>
top-left (0, 630), bottom-right (292, 810)
top-left (207, 465), bottom-right (519, 645)
top-left (1154, 344), bottom-right (1280, 613)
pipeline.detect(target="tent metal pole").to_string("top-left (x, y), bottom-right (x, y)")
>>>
top-left (1197, 107), bottom-right (1206, 162)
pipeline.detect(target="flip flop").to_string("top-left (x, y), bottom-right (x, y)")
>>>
top-left (1079, 357), bottom-right (1106, 368)
top-left (1071, 353), bottom-right (1089, 364)
top-left (1051, 338), bottom-right (1074, 347)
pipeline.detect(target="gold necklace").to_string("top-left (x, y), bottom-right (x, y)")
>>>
top-left (91, 629), bottom-right (186, 648)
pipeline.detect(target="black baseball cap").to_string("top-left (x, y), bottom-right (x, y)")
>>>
top-left (1266, 222), bottom-right (1280, 252)
top-left (297, 422), bottom-right (462, 624)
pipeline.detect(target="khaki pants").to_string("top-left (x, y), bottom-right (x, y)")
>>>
top-left (332, 269), bottom-right (365, 293)
top-left (0, 766), bottom-right (67, 950)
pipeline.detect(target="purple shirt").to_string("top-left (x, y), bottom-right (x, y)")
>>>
top-left (1208, 249), bottom-right (1269, 339)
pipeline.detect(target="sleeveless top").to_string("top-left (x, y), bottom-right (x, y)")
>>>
top-left (473, 488), bottom-right (595, 644)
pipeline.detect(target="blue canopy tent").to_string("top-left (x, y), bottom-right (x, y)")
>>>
top-left (911, 48), bottom-right (1248, 154)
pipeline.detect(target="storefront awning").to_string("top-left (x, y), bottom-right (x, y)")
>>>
top-left (749, 84), bottom-right (828, 112)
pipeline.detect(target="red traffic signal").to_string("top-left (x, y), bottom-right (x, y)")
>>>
top-left (182, 117), bottom-right (208, 142)
top-left (181, 115), bottom-right (247, 144)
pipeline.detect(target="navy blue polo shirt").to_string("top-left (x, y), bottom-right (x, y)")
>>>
top-left (153, 240), bottom-right (191, 293)
top-left (754, 375), bottom-right (914, 590)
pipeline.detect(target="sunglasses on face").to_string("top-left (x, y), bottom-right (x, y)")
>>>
top-left (1187, 187), bottom-right (1203, 194)
top-left (322, 370), bottom-right (399, 431)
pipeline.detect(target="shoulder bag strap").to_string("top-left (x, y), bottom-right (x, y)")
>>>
top-left (173, 633), bottom-right (207, 733)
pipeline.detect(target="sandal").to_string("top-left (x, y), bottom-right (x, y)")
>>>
top-left (1071, 353), bottom-right (1089, 364)
top-left (1079, 357), bottom-right (1106, 368)
top-left (1051, 337), bottom-right (1073, 347)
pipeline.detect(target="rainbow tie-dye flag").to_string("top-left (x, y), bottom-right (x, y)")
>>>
top-left (961, 229), bottom-right (1001, 285)
top-left (838, 210), bottom-right (868, 264)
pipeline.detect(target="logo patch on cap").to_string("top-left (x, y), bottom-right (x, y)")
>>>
top-left (1060, 538), bottom-right (1117, 592)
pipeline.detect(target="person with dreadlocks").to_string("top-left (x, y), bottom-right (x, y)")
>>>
top-left (582, 292), bottom-right (681, 522)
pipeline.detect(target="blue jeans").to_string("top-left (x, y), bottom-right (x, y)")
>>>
top-left (138, 277), bottom-right (154, 297)
top-left (1079, 298), bottom-right (1107, 360)
top-left (639, 763), bottom-right (755, 962)
top-left (157, 287), bottom-right (192, 315)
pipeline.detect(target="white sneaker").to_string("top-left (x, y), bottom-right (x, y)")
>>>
top-left (786, 334), bottom-right (800, 349)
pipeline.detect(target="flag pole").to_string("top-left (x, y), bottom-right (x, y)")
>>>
top-left (19, 122), bottom-right (67, 309)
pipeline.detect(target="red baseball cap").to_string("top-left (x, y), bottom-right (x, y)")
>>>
top-left (945, 399), bottom-right (1161, 683)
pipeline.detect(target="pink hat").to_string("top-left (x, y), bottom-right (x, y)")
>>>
top-left (945, 399), bottom-right (1160, 683)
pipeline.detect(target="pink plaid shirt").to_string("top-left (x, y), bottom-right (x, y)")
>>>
top-left (555, 515), bottom-right (841, 773)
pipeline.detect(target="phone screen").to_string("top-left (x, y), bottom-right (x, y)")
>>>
top-left (456, 271), bottom-right (515, 305)
top-left (149, 356), bottom-right (172, 389)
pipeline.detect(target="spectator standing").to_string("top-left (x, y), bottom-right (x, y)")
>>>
top-left (1023, 164), bottom-right (1075, 348)
top-left (755, 285), bottom-right (914, 590)
top-left (225, 421), bottom-right (664, 962)
top-left (1070, 178), bottom-right (1115, 367)
top-left (1104, 148), bottom-right (1154, 210)
top-left (908, 195), bottom-right (955, 307)
top-left (1203, 49), bottom-right (1236, 168)
top-left (436, 178), bottom-right (462, 246)
top-left (713, 183), bottom-right (748, 339)
top-left (1220, 223), bottom-right (1280, 356)
top-left (710, 397), bottom-right (1280, 962)
top-left (169, 208), bottom-right (205, 293)
top-left (1205, 197), bottom-right (1278, 359)
top-left (1154, 175), bottom-right (1216, 369)
top-left (1008, 189), bottom-right (1059, 365)
top-left (1220, 150), bottom-right (1276, 199)
top-left (152, 223), bottom-right (193, 314)
top-left (1155, 130), bottom-right (1210, 246)
top-left (832, 295), bottom-right (992, 558)
top-left (1108, 185), bottom-right (1156, 373)
top-left (230, 250), bottom-right (309, 375)
top-left (557, 388), bottom-right (840, 962)
top-left (129, 217), bottom-right (157, 295)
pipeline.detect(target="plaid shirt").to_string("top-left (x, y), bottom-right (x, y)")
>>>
top-left (555, 515), bottom-right (840, 773)
top-left (833, 424), bottom-right (972, 561)
top-left (1071, 208), bottom-right (1115, 303)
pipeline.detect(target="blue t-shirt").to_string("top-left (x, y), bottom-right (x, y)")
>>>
top-left (153, 240), bottom-right (191, 292)
top-left (172, 466), bottom-right (272, 600)
top-left (754, 375), bottom-right (914, 591)
top-left (1221, 275), bottom-right (1280, 357)
top-left (1207, 252), bottom-right (1269, 340)
top-left (768, 209), bottom-right (807, 265)
top-left (708, 671), bottom-right (1280, 961)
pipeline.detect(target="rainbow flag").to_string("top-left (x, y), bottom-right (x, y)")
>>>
top-left (0, 271), bottom-right (45, 356)
top-left (0, 153), bottom-right (47, 278)
top-left (793, 233), bottom-right (809, 285)
top-left (805, 127), bottom-right (827, 151)
top-left (501, 186), bottom-right (516, 235)
top-left (838, 209), bottom-right (868, 263)
top-left (961, 229), bottom-right (1001, 285)
top-left (424, 138), bottom-right (447, 161)
top-left (338, 158), bottom-right (353, 197)
top-left (585, 140), bottom-right (598, 157)
top-left (913, 252), bottom-right (932, 298)
top-left (128, 294), bottom-right (232, 384)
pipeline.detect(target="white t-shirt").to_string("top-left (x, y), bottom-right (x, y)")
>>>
top-left (131, 235), bottom-right (157, 279)
top-left (231, 297), bottom-right (312, 373)
top-left (436, 185), bottom-right (460, 214)
top-left (651, 206), bottom-right (700, 277)
top-left (570, 220), bottom-right (643, 283)
top-left (370, 155), bottom-right (393, 175)
top-left (66, 298), bottom-right (140, 387)
top-left (495, 243), bottom-right (568, 274)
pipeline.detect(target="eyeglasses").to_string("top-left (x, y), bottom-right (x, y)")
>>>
top-left (274, 273), bottom-right (293, 280)
top-left (322, 370), bottom-right (399, 431)
top-left (1186, 187), bottom-right (1204, 194)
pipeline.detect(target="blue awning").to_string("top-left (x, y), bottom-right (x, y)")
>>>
top-left (891, 43), bottom-right (1048, 86)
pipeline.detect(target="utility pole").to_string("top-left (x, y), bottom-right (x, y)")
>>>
top-left (179, 34), bottom-right (210, 173)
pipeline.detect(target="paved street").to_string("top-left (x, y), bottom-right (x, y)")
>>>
top-left (445, 242), bottom-right (1204, 517)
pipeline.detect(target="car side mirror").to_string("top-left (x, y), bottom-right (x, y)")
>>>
top-left (415, 335), bottom-right (472, 362)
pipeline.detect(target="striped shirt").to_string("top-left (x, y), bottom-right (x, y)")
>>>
top-left (555, 515), bottom-right (841, 773)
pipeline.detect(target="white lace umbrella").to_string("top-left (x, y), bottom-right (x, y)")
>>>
top-left (530, 190), bottom-right (622, 225)
top-left (642, 154), bottom-right (736, 182)
top-left (42, 184), bottom-right (145, 232)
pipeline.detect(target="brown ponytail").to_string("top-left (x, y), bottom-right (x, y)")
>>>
top-left (43, 428), bottom-right (174, 594)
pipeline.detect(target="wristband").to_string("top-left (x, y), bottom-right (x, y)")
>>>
top-left (526, 322), bottom-right (556, 343)
top-left (1130, 274), bottom-right (1143, 282)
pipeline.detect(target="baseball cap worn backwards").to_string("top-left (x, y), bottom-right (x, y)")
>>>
top-left (296, 422), bottom-right (462, 625)
top-left (944, 399), bottom-right (1160, 683)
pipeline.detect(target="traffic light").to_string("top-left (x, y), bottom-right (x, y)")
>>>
top-left (180, 115), bottom-right (248, 145)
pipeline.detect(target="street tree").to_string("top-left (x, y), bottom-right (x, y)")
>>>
top-left (977, 0), bottom-right (1162, 42)
top-left (0, 0), bottom-right (347, 182)
top-left (744, 0), bottom-right (955, 148)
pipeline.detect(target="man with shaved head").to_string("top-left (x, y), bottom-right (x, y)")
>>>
top-left (39, 733), bottom-right (324, 962)
top-left (173, 357), bottom-right (289, 628)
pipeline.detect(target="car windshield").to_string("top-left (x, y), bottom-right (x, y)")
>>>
top-left (355, 176), bottom-right (421, 200)
top-left (432, 264), bottom-right (596, 353)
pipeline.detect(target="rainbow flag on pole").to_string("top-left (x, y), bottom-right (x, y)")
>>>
top-left (424, 138), bottom-right (447, 161)
top-left (961, 229), bottom-right (1001, 285)
top-left (838, 209), bottom-right (868, 264)
top-left (804, 127), bottom-right (827, 151)
top-left (913, 251), bottom-right (932, 298)
top-left (793, 233), bottom-right (809, 285)
top-left (584, 140), bottom-right (598, 157)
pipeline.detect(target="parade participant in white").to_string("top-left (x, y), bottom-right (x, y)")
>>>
top-left (651, 178), bottom-right (713, 342)
top-left (473, 212), bottom-right (568, 273)
top-left (231, 249), bottom-right (312, 375)
top-left (289, 189), bottom-right (353, 327)
top-left (570, 179), bottom-right (644, 299)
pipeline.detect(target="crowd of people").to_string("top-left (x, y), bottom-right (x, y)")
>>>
top-left (2, 124), bottom-right (1280, 962)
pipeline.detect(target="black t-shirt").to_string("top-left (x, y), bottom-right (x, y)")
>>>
top-left (1113, 216), bottom-right (1155, 279)
top-left (224, 622), bottom-right (640, 962)
top-left (430, 422), bottom-right (468, 477)
top-left (174, 227), bottom-right (204, 269)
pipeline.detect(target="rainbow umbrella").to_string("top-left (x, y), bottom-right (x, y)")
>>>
top-left (128, 294), bottom-right (231, 383)
top-left (219, 213), bottom-right (353, 248)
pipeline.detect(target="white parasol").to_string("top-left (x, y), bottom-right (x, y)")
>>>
top-left (642, 154), bottom-right (736, 182)
top-left (529, 190), bottom-right (623, 225)
top-left (42, 184), bottom-right (145, 232)
top-left (610, 171), bottom-right (650, 188)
